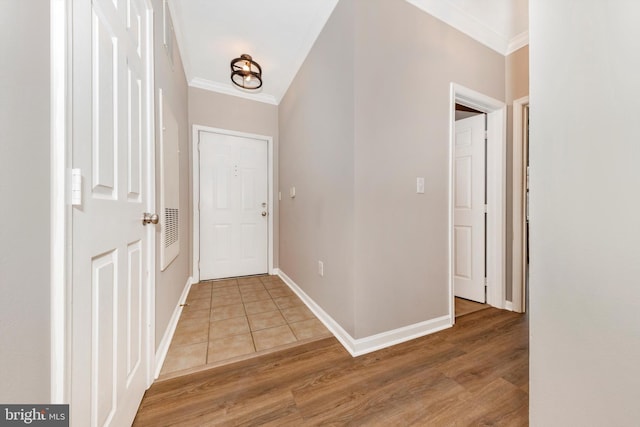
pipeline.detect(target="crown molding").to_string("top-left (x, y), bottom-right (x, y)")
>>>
top-left (189, 77), bottom-right (279, 105)
top-left (506, 30), bottom-right (529, 55)
top-left (405, 0), bottom-right (508, 54)
top-left (405, 0), bottom-right (529, 56)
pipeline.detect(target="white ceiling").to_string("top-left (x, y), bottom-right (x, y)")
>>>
top-left (169, 0), bottom-right (528, 105)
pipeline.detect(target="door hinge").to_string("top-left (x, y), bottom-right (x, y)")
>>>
top-left (484, 204), bottom-right (488, 214)
top-left (484, 130), bottom-right (488, 140)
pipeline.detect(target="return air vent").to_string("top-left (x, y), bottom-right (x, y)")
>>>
top-left (164, 208), bottom-right (179, 248)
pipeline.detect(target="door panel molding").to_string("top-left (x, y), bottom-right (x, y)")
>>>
top-left (192, 125), bottom-right (274, 282)
top-left (449, 83), bottom-right (506, 321)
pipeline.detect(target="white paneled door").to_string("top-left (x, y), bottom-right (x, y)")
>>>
top-left (454, 114), bottom-right (486, 303)
top-left (71, 0), bottom-right (152, 425)
top-left (199, 132), bottom-right (268, 280)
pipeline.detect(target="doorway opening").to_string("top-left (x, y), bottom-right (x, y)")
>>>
top-left (453, 103), bottom-right (490, 318)
top-left (449, 83), bottom-right (507, 324)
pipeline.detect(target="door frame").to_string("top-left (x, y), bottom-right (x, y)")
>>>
top-left (511, 96), bottom-right (529, 313)
top-left (50, 0), bottom-right (157, 402)
top-left (50, 0), bottom-right (70, 402)
top-left (191, 125), bottom-right (274, 282)
top-left (449, 83), bottom-right (506, 322)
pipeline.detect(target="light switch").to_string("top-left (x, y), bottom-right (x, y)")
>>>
top-left (278, 191), bottom-right (281, 201)
top-left (416, 177), bottom-right (425, 194)
top-left (290, 187), bottom-right (296, 198)
top-left (71, 168), bottom-right (82, 206)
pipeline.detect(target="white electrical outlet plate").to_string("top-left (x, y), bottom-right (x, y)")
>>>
top-left (417, 177), bottom-right (425, 194)
top-left (318, 261), bottom-right (324, 277)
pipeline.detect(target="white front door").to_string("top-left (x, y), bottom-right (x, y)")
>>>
top-left (454, 114), bottom-right (486, 303)
top-left (199, 131), bottom-right (268, 280)
top-left (71, 0), bottom-right (152, 425)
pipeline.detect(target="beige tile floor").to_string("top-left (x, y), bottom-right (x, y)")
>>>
top-left (160, 274), bottom-right (331, 378)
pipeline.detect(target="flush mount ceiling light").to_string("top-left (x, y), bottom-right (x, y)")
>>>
top-left (230, 54), bottom-right (263, 90)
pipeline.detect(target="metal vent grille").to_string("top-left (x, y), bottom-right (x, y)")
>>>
top-left (164, 208), bottom-right (179, 248)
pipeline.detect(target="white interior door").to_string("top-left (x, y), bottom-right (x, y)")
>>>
top-left (199, 131), bottom-right (268, 280)
top-left (454, 114), bottom-right (486, 303)
top-left (71, 0), bottom-right (152, 425)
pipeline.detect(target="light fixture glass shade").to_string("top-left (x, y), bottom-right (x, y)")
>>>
top-left (230, 54), bottom-right (262, 90)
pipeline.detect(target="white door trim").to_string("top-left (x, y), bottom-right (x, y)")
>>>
top-left (192, 125), bottom-right (274, 282)
top-left (50, 0), bottom-right (70, 403)
top-left (142, 0), bottom-right (157, 386)
top-left (449, 83), bottom-right (507, 322)
top-left (511, 96), bottom-right (529, 313)
top-left (54, 0), bottom-right (157, 404)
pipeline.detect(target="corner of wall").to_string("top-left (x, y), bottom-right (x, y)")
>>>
top-left (278, 270), bottom-right (452, 357)
top-left (153, 0), bottom-right (192, 349)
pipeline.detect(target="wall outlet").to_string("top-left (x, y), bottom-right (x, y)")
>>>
top-left (318, 261), bottom-right (324, 277)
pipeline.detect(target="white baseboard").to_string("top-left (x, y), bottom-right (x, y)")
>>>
top-left (504, 300), bottom-right (514, 311)
top-left (277, 270), bottom-right (357, 355)
top-left (154, 276), bottom-right (193, 379)
top-left (349, 315), bottom-right (452, 356)
top-left (277, 270), bottom-right (453, 357)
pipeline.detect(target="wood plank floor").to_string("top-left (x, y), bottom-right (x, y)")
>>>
top-left (455, 297), bottom-right (490, 318)
top-left (134, 308), bottom-right (528, 426)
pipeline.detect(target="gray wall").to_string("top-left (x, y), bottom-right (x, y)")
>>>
top-left (188, 88), bottom-right (279, 268)
top-left (279, 0), bottom-right (505, 339)
top-left (505, 45), bottom-right (529, 302)
top-left (152, 0), bottom-right (191, 349)
top-left (530, 2), bottom-right (640, 425)
top-left (0, 0), bottom-right (51, 402)
top-left (279, 0), bottom-right (356, 335)
top-left (353, 0), bottom-right (504, 338)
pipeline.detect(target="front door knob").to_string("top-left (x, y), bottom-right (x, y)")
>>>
top-left (261, 211), bottom-right (267, 217)
top-left (142, 212), bottom-right (159, 225)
